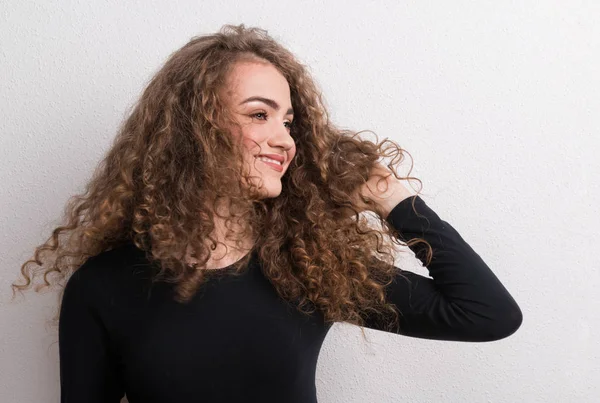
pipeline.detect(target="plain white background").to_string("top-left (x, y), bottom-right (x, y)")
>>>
top-left (1, 1), bottom-right (599, 402)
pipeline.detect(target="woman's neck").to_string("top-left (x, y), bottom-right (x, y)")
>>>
top-left (186, 199), bottom-right (255, 270)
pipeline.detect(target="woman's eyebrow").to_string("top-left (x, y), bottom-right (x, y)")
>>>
top-left (239, 96), bottom-right (294, 115)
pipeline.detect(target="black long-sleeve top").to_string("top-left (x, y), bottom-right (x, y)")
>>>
top-left (58, 195), bottom-right (522, 403)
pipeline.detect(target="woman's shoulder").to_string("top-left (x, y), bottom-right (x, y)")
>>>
top-left (67, 241), bottom-right (158, 295)
top-left (61, 242), bottom-right (166, 327)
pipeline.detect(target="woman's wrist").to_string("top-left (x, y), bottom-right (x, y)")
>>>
top-left (376, 182), bottom-right (414, 219)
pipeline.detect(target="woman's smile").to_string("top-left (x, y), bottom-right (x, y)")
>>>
top-left (257, 156), bottom-right (284, 172)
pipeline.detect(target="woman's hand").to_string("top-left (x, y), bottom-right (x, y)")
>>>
top-left (348, 162), bottom-right (414, 219)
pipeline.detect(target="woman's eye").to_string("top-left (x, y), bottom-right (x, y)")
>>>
top-left (251, 112), bottom-right (267, 120)
top-left (251, 113), bottom-right (293, 131)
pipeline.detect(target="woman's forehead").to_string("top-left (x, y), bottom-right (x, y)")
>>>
top-left (226, 61), bottom-right (291, 102)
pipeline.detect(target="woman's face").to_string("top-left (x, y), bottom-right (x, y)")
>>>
top-left (223, 60), bottom-right (296, 199)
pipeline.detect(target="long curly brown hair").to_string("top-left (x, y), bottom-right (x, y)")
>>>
top-left (12, 24), bottom-right (431, 334)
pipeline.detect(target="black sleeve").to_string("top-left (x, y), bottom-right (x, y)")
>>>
top-left (59, 264), bottom-right (125, 402)
top-left (363, 195), bottom-right (523, 342)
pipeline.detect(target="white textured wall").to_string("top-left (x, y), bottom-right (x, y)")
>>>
top-left (1, 1), bottom-right (598, 402)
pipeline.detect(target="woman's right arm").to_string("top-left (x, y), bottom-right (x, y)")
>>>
top-left (59, 266), bottom-right (125, 402)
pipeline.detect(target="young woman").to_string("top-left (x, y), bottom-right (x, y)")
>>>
top-left (13, 24), bottom-right (522, 403)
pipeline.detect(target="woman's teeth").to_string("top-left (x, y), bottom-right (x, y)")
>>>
top-left (257, 156), bottom-right (282, 165)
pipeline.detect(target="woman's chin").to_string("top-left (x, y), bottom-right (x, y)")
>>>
top-left (259, 182), bottom-right (282, 199)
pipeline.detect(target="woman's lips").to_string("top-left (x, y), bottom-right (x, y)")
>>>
top-left (258, 158), bottom-right (284, 172)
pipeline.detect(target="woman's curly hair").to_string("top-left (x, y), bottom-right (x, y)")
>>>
top-left (12, 24), bottom-right (432, 334)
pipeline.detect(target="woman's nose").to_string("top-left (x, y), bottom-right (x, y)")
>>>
top-left (269, 121), bottom-right (294, 150)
